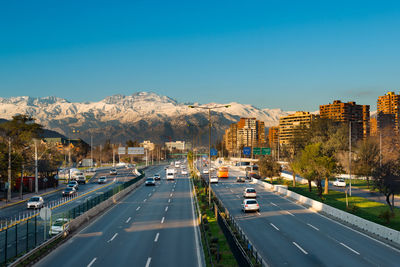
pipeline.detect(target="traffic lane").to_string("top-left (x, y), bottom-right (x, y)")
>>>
top-left (36, 166), bottom-right (168, 267)
top-left (218, 178), bottom-right (400, 266)
top-left (151, 176), bottom-right (201, 267)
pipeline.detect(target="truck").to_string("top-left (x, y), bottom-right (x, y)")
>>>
top-left (166, 168), bottom-right (175, 180)
top-left (72, 171), bottom-right (86, 184)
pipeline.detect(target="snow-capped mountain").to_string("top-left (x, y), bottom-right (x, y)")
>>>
top-left (0, 92), bottom-right (292, 145)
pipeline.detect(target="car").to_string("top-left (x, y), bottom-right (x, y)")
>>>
top-left (49, 218), bottom-right (69, 235)
top-left (154, 174), bottom-right (161, 180)
top-left (110, 169), bottom-right (118, 175)
top-left (203, 169), bottom-right (209, 174)
top-left (62, 187), bottom-right (77, 196)
top-left (98, 176), bottom-right (107, 184)
top-left (236, 176), bottom-right (245, 183)
top-left (27, 196), bottom-right (44, 209)
top-left (242, 199), bottom-right (260, 213)
top-left (76, 175), bottom-right (86, 184)
top-left (67, 181), bottom-right (79, 190)
top-left (243, 188), bottom-right (257, 198)
top-left (210, 176), bottom-right (218, 183)
top-left (333, 178), bottom-right (346, 187)
top-left (145, 177), bottom-right (156, 186)
top-left (181, 169), bottom-right (188, 175)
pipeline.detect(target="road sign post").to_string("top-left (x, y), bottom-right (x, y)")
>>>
top-left (243, 147), bottom-right (251, 156)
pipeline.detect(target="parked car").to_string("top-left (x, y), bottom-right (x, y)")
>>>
top-left (242, 199), bottom-right (260, 213)
top-left (236, 176), bottom-right (245, 183)
top-left (333, 178), bottom-right (346, 187)
top-left (27, 196), bottom-right (44, 209)
top-left (181, 169), bottom-right (188, 175)
top-left (210, 176), bottom-right (218, 183)
top-left (145, 177), bottom-right (156, 186)
top-left (243, 188), bottom-right (257, 198)
top-left (154, 174), bottom-right (161, 180)
top-left (49, 218), bottom-right (69, 235)
top-left (67, 181), bottom-right (79, 190)
top-left (62, 187), bottom-right (77, 196)
top-left (98, 176), bottom-right (107, 184)
top-left (110, 169), bottom-right (118, 175)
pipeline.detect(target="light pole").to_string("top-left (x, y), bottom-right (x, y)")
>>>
top-left (348, 120), bottom-right (363, 196)
top-left (7, 137), bottom-right (11, 202)
top-left (188, 104), bottom-right (230, 206)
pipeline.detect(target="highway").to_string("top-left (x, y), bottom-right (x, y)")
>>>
top-left (206, 164), bottom-right (400, 267)
top-left (35, 164), bottom-right (204, 267)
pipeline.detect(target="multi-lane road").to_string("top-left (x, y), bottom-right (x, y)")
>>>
top-left (207, 164), bottom-right (400, 266)
top-left (36, 164), bottom-right (204, 267)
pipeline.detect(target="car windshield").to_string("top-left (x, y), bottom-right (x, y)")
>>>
top-left (338, 179), bottom-right (345, 182)
top-left (247, 189), bottom-right (256, 193)
top-left (247, 200), bottom-right (257, 204)
top-left (65, 188), bottom-right (72, 191)
top-left (53, 220), bottom-right (67, 226)
top-left (147, 178), bottom-right (154, 181)
top-left (99, 177), bottom-right (105, 180)
top-left (29, 197), bottom-right (40, 202)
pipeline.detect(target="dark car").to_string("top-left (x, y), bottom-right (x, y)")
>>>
top-left (62, 187), bottom-right (77, 196)
top-left (154, 174), bottom-right (161, 180)
top-left (236, 176), bottom-right (245, 183)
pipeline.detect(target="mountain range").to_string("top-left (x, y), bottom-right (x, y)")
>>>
top-left (0, 92), bottom-right (291, 146)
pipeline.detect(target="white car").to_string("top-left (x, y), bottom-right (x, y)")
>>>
top-left (243, 188), bottom-right (257, 198)
top-left (181, 169), bottom-right (188, 175)
top-left (98, 176), bottom-right (107, 184)
top-left (203, 169), bottom-right (209, 174)
top-left (110, 169), bottom-right (118, 175)
top-left (333, 178), bottom-right (346, 187)
top-left (145, 177), bottom-right (156, 186)
top-left (27, 196), bottom-right (44, 209)
top-left (242, 199), bottom-right (260, 213)
top-left (210, 176), bottom-right (218, 183)
top-left (49, 218), bottom-right (69, 235)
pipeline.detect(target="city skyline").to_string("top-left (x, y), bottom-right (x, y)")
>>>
top-left (1, 1), bottom-right (400, 110)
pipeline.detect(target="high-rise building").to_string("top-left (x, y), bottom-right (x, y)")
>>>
top-left (278, 111), bottom-right (317, 145)
top-left (268, 126), bottom-right (279, 147)
top-left (377, 92), bottom-right (400, 133)
top-left (370, 117), bottom-right (378, 137)
top-left (224, 123), bottom-right (238, 152)
top-left (319, 100), bottom-right (370, 140)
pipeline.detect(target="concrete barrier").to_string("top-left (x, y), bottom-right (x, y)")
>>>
top-left (251, 178), bottom-right (400, 245)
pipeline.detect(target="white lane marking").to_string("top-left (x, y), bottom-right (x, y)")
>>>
top-left (144, 199), bottom-right (147, 202)
top-left (189, 175), bottom-right (202, 267)
top-left (270, 223), bottom-right (280, 231)
top-left (230, 189), bottom-right (234, 192)
top-left (168, 198), bottom-right (171, 203)
top-left (161, 217), bottom-right (165, 224)
top-left (256, 212), bottom-right (261, 216)
top-left (293, 242), bottom-right (308, 254)
top-left (136, 206), bottom-right (141, 211)
top-left (270, 202), bottom-right (278, 207)
top-left (172, 189), bottom-right (175, 192)
top-left (286, 211), bottom-right (295, 216)
top-left (236, 195), bottom-right (240, 199)
top-left (126, 217), bottom-right (131, 223)
top-left (170, 193), bottom-right (173, 197)
top-left (145, 257), bottom-right (151, 267)
top-left (108, 233), bottom-right (118, 242)
top-left (148, 193), bottom-right (152, 197)
top-left (153, 189), bottom-right (155, 192)
top-left (165, 206), bottom-right (168, 212)
top-left (87, 257), bottom-right (97, 267)
top-left (340, 242), bottom-right (360, 255)
top-left (307, 223), bottom-right (319, 231)
top-left (154, 233), bottom-right (160, 242)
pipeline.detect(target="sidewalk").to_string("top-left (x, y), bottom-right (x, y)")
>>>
top-left (0, 184), bottom-right (64, 210)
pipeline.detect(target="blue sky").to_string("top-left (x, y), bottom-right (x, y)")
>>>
top-left (1, 0), bottom-right (400, 111)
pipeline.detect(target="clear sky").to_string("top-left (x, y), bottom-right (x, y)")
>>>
top-left (1, 0), bottom-right (400, 111)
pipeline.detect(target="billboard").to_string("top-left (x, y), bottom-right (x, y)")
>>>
top-left (118, 147), bottom-right (126, 155)
top-left (128, 147), bottom-right (145, 155)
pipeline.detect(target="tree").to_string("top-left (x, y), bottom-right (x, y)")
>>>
top-left (354, 138), bottom-right (380, 188)
top-left (372, 160), bottom-right (400, 213)
top-left (258, 156), bottom-right (281, 183)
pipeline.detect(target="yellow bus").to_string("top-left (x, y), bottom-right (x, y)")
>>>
top-left (217, 166), bottom-right (229, 178)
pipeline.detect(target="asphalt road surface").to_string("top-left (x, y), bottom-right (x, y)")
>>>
top-left (206, 163), bottom-right (400, 267)
top-left (35, 164), bottom-right (204, 267)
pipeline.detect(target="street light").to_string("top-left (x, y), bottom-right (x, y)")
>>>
top-left (188, 104), bottom-right (231, 206)
top-left (348, 120), bottom-right (363, 196)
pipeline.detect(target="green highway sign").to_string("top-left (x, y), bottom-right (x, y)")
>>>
top-left (253, 147), bottom-right (261, 155)
top-left (261, 147), bottom-right (271, 155)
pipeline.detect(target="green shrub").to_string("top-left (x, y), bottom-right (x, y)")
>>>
top-left (379, 209), bottom-right (394, 224)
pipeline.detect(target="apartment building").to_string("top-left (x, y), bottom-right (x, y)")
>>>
top-left (377, 91), bottom-right (400, 133)
top-left (319, 100), bottom-right (370, 140)
top-left (278, 111), bottom-right (317, 145)
top-left (268, 126), bottom-right (279, 147)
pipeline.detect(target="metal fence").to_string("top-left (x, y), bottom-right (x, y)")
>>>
top-left (0, 171), bottom-right (144, 266)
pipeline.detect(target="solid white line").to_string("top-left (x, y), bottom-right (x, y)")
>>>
top-left (148, 193), bottom-right (152, 197)
top-left (126, 217), bottom-right (131, 223)
top-left (87, 257), bottom-right (97, 267)
top-left (286, 211), bottom-right (295, 216)
top-left (189, 176), bottom-right (203, 267)
top-left (307, 223), bottom-right (319, 231)
top-left (340, 242), bottom-right (360, 255)
top-left (154, 232), bottom-right (160, 242)
top-left (270, 223), bottom-right (279, 231)
top-left (270, 202), bottom-right (278, 207)
top-left (145, 257), bottom-right (151, 267)
top-left (293, 242), bottom-right (308, 254)
top-left (136, 206), bottom-right (141, 211)
top-left (161, 217), bottom-right (165, 224)
top-left (108, 233), bottom-right (118, 242)
top-left (165, 206), bottom-right (168, 212)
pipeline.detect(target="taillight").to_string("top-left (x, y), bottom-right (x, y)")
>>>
top-left (245, 205), bottom-right (248, 207)
top-left (257, 204), bottom-right (259, 207)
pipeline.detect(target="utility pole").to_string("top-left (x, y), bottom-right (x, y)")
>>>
top-left (20, 164), bottom-right (24, 199)
top-left (90, 135), bottom-right (93, 168)
top-left (379, 131), bottom-right (382, 167)
top-left (7, 137), bottom-right (11, 202)
top-left (113, 145), bottom-right (115, 167)
top-left (349, 121), bottom-right (352, 196)
top-left (35, 139), bottom-right (38, 194)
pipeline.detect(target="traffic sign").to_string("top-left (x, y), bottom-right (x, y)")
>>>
top-left (210, 148), bottom-right (218, 156)
top-left (253, 147), bottom-right (261, 155)
top-left (40, 207), bottom-right (51, 220)
top-left (243, 147), bottom-right (251, 156)
top-left (261, 147), bottom-right (271, 155)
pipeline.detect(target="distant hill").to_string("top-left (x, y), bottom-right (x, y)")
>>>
top-left (0, 118), bottom-right (65, 139)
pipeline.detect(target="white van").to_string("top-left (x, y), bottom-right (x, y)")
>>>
top-left (166, 168), bottom-right (175, 180)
